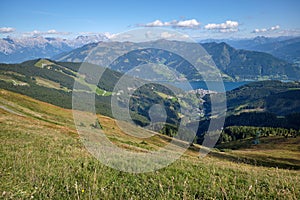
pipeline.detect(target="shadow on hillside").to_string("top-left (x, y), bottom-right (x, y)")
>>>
top-left (207, 151), bottom-right (300, 170)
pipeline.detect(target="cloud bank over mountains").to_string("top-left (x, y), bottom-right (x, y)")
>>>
top-left (252, 25), bottom-right (280, 33)
top-left (140, 19), bottom-right (240, 32)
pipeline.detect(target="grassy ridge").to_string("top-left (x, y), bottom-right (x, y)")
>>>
top-left (0, 60), bottom-right (184, 127)
top-left (1, 89), bottom-right (300, 199)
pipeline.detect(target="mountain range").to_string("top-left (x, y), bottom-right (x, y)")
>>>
top-left (203, 36), bottom-right (300, 64)
top-left (53, 39), bottom-right (300, 81)
top-left (1, 35), bottom-right (300, 81)
top-left (1, 35), bottom-right (299, 63)
top-left (0, 34), bottom-right (109, 63)
top-left (201, 42), bottom-right (300, 80)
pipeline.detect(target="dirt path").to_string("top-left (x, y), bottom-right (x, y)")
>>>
top-left (0, 105), bottom-right (25, 116)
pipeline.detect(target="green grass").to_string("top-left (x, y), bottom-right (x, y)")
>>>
top-left (0, 90), bottom-right (300, 199)
top-left (0, 74), bottom-right (29, 86)
top-left (35, 77), bottom-right (62, 90)
top-left (34, 59), bottom-right (55, 68)
top-left (75, 75), bottom-right (112, 96)
top-left (18, 59), bottom-right (112, 97)
top-left (34, 59), bottom-right (54, 68)
top-left (216, 136), bottom-right (300, 170)
top-left (155, 91), bottom-right (177, 102)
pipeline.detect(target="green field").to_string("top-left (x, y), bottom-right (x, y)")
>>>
top-left (1, 89), bottom-right (300, 199)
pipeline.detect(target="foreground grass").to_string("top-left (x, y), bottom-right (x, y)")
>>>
top-left (216, 137), bottom-right (300, 170)
top-left (0, 90), bottom-right (300, 199)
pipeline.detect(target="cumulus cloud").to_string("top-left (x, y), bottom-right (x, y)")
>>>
top-left (46, 29), bottom-right (61, 34)
top-left (252, 25), bottom-right (280, 33)
top-left (204, 20), bottom-right (239, 32)
top-left (0, 27), bottom-right (15, 33)
top-left (270, 25), bottom-right (280, 31)
top-left (160, 32), bottom-right (189, 40)
top-left (120, 30), bottom-right (189, 41)
top-left (145, 20), bottom-right (166, 27)
top-left (142, 19), bottom-right (200, 29)
top-left (105, 32), bottom-right (134, 41)
top-left (174, 19), bottom-right (200, 28)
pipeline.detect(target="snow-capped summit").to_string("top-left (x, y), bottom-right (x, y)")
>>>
top-left (70, 34), bottom-right (109, 47)
top-left (0, 34), bottom-right (109, 63)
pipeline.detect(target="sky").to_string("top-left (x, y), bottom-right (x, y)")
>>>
top-left (1, 0), bottom-right (300, 39)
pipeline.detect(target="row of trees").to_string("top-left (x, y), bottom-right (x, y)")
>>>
top-left (218, 126), bottom-right (299, 143)
top-left (193, 126), bottom-right (300, 145)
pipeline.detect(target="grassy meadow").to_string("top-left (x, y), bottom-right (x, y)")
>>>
top-left (1, 89), bottom-right (299, 199)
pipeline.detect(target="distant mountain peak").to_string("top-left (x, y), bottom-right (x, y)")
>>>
top-left (0, 35), bottom-right (109, 63)
top-left (3, 36), bottom-right (14, 44)
top-left (53, 40), bottom-right (300, 81)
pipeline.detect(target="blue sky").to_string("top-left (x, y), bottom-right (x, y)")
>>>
top-left (1, 0), bottom-right (300, 39)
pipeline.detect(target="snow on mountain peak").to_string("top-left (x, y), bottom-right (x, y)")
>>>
top-left (0, 34), bottom-right (109, 63)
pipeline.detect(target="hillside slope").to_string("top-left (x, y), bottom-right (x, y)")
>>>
top-left (222, 36), bottom-right (300, 64)
top-left (202, 42), bottom-right (300, 80)
top-left (253, 37), bottom-right (300, 64)
top-left (1, 89), bottom-right (300, 199)
top-left (203, 80), bottom-right (300, 117)
top-left (0, 59), bottom-right (186, 126)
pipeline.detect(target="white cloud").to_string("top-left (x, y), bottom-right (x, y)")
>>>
top-left (174, 19), bottom-right (200, 28)
top-left (252, 25), bottom-right (280, 33)
top-left (46, 29), bottom-right (60, 34)
top-left (204, 20), bottom-right (239, 32)
top-left (160, 32), bottom-right (189, 40)
top-left (105, 32), bottom-right (133, 41)
top-left (145, 20), bottom-right (166, 27)
top-left (112, 30), bottom-right (190, 41)
top-left (276, 28), bottom-right (300, 36)
top-left (270, 25), bottom-right (280, 31)
top-left (25, 29), bottom-right (70, 36)
top-left (142, 19), bottom-right (200, 29)
top-left (0, 27), bottom-right (15, 33)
